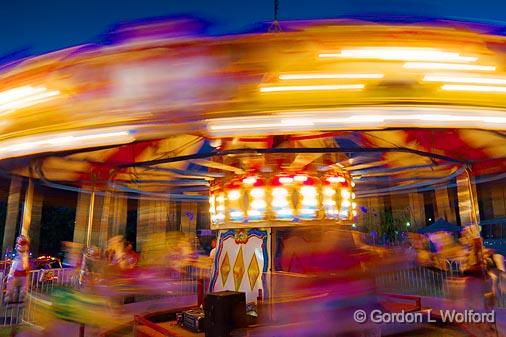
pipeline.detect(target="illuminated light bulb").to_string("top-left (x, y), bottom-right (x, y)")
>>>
top-left (302, 199), bottom-right (318, 207)
top-left (251, 200), bottom-right (267, 209)
top-left (352, 210), bottom-right (358, 216)
top-left (441, 84), bottom-right (506, 93)
top-left (230, 211), bottom-right (244, 218)
top-left (279, 177), bottom-right (294, 184)
top-left (279, 73), bottom-right (383, 80)
top-left (243, 176), bottom-right (257, 185)
top-left (323, 200), bottom-right (337, 206)
top-left (342, 200), bottom-right (351, 207)
top-left (352, 223), bottom-right (357, 228)
top-left (260, 84), bottom-right (364, 93)
top-left (352, 202), bottom-right (357, 209)
top-left (272, 199), bottom-right (289, 208)
top-left (273, 187), bottom-right (289, 197)
top-left (277, 209), bottom-right (293, 216)
top-left (228, 190), bottom-right (241, 201)
top-left (320, 47), bottom-right (477, 62)
top-left (327, 176), bottom-right (341, 183)
top-left (209, 206), bottom-right (215, 213)
top-left (341, 190), bottom-right (351, 199)
top-left (351, 193), bottom-right (356, 200)
top-left (216, 195), bottom-right (225, 203)
top-left (300, 186), bottom-right (317, 196)
top-left (216, 205), bottom-right (225, 212)
top-left (351, 182), bottom-right (356, 187)
top-left (403, 62), bottom-right (495, 71)
top-left (423, 75), bottom-right (506, 85)
top-left (323, 187), bottom-right (336, 196)
top-left (293, 175), bottom-right (308, 182)
top-left (250, 188), bottom-right (265, 198)
top-left (248, 210), bottom-right (261, 217)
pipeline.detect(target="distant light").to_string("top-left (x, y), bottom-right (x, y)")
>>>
top-left (279, 73), bottom-right (383, 80)
top-left (442, 84), bottom-right (506, 93)
top-left (321, 47), bottom-right (477, 63)
top-left (428, 218), bottom-right (432, 221)
top-left (352, 223), bottom-right (357, 228)
top-left (259, 84), bottom-right (364, 92)
top-left (406, 222), bottom-right (411, 227)
top-left (404, 62), bottom-right (495, 71)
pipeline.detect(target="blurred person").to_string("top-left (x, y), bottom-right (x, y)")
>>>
top-left (119, 241), bottom-right (138, 270)
top-left (261, 228), bottom-right (381, 337)
top-left (209, 239), bottom-right (217, 261)
top-left (5, 235), bottom-right (30, 304)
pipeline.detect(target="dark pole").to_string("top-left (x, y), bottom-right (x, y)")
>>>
top-left (269, 0), bottom-right (281, 32)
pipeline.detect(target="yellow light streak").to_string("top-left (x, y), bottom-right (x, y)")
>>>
top-left (0, 86), bottom-right (60, 114)
top-left (441, 84), bottom-right (506, 92)
top-left (259, 84), bottom-right (364, 92)
top-left (404, 62), bottom-right (495, 71)
top-left (320, 48), bottom-right (477, 62)
top-left (424, 75), bottom-right (506, 85)
top-left (279, 73), bottom-right (383, 80)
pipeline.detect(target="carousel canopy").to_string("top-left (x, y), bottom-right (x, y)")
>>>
top-left (1, 18), bottom-right (506, 199)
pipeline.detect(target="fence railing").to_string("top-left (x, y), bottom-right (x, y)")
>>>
top-left (375, 260), bottom-right (506, 308)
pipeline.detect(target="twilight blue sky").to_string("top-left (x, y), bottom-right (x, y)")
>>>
top-left (1, 0), bottom-right (506, 58)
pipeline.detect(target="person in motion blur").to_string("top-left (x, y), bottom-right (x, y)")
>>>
top-left (5, 235), bottom-right (30, 304)
top-left (119, 241), bottom-right (138, 270)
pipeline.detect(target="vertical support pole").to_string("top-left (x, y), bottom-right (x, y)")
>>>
top-left (86, 191), bottom-right (96, 247)
top-left (456, 168), bottom-right (479, 227)
top-left (2, 177), bottom-right (22, 255)
top-left (21, 178), bottom-right (34, 237)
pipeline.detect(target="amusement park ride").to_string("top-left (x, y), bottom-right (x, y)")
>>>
top-left (2, 14), bottom-right (506, 336)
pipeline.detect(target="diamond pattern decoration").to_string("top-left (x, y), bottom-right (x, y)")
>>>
top-left (233, 246), bottom-right (245, 291)
top-left (247, 253), bottom-right (260, 291)
top-left (220, 252), bottom-right (230, 287)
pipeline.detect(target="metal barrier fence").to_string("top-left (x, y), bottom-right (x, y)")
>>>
top-left (375, 261), bottom-right (461, 298)
top-left (0, 268), bottom-right (77, 326)
top-left (375, 260), bottom-right (506, 308)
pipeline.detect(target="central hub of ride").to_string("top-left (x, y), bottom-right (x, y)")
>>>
top-left (209, 170), bottom-right (356, 229)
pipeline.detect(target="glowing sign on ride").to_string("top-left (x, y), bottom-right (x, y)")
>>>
top-left (209, 172), bottom-right (355, 228)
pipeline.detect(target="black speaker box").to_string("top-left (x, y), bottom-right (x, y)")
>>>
top-left (204, 291), bottom-right (247, 337)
